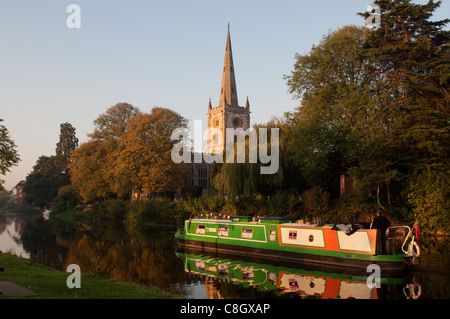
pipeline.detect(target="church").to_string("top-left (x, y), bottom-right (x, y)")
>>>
top-left (205, 22), bottom-right (251, 154)
top-left (187, 22), bottom-right (251, 194)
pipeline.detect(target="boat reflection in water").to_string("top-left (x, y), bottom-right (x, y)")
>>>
top-left (176, 248), bottom-right (421, 299)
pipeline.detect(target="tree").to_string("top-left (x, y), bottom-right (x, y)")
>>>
top-left (287, 119), bottom-right (350, 196)
top-left (69, 140), bottom-right (116, 202)
top-left (70, 102), bottom-right (142, 202)
top-left (89, 102), bottom-right (141, 141)
top-left (113, 107), bottom-right (188, 198)
top-left (55, 122), bottom-right (79, 172)
top-left (211, 119), bottom-right (295, 198)
top-left (407, 168), bottom-right (450, 234)
top-left (284, 26), bottom-right (377, 198)
top-left (284, 26), bottom-right (373, 132)
top-left (0, 119), bottom-right (20, 189)
top-left (359, 0), bottom-right (450, 170)
top-left (22, 122), bottom-right (77, 208)
top-left (357, 0), bottom-right (450, 214)
top-left (23, 155), bottom-right (70, 208)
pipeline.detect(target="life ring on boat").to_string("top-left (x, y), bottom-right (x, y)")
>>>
top-left (408, 241), bottom-right (420, 257)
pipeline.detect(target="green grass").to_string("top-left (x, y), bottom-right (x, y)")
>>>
top-left (0, 252), bottom-right (182, 299)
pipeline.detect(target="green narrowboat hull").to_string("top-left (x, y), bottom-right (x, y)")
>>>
top-left (175, 218), bottom-right (412, 276)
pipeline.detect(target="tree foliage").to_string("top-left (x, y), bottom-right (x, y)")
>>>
top-left (88, 102), bottom-right (141, 141)
top-left (23, 155), bottom-right (70, 208)
top-left (0, 119), bottom-right (20, 189)
top-left (70, 105), bottom-right (189, 202)
top-left (113, 108), bottom-right (188, 197)
top-left (69, 140), bottom-right (115, 202)
top-left (407, 169), bottom-right (450, 234)
top-left (283, 1), bottom-right (449, 231)
top-left (55, 122), bottom-right (79, 172)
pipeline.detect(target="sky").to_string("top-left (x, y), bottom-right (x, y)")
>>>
top-left (1, 0), bottom-right (449, 191)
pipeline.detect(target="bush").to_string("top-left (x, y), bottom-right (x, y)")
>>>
top-left (303, 186), bottom-right (331, 218)
top-left (126, 199), bottom-right (189, 226)
top-left (334, 195), bottom-right (377, 223)
top-left (181, 186), bottom-right (203, 200)
top-left (52, 185), bottom-right (83, 214)
top-left (90, 199), bottom-right (128, 223)
top-left (184, 195), bottom-right (225, 216)
top-left (407, 169), bottom-right (450, 235)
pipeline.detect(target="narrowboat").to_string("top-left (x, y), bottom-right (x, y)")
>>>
top-left (175, 216), bottom-right (421, 275)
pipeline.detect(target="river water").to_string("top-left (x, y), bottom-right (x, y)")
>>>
top-left (0, 213), bottom-right (448, 299)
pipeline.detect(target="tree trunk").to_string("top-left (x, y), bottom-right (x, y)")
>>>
top-left (376, 183), bottom-right (386, 211)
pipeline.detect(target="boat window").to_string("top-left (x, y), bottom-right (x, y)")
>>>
top-left (195, 261), bottom-right (205, 271)
top-left (269, 229), bottom-right (276, 242)
top-left (241, 267), bottom-right (254, 279)
top-left (241, 228), bottom-right (253, 239)
top-left (217, 264), bottom-right (229, 275)
top-left (195, 225), bottom-right (206, 235)
top-left (218, 226), bottom-right (229, 237)
top-left (289, 230), bottom-right (297, 240)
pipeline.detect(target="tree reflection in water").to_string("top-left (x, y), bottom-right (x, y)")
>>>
top-left (2, 214), bottom-right (449, 299)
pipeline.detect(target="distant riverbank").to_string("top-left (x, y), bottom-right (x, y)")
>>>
top-left (0, 252), bottom-right (182, 299)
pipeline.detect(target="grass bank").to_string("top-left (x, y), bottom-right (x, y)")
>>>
top-left (0, 252), bottom-right (182, 299)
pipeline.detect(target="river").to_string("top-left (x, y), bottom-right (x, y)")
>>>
top-left (0, 213), bottom-right (448, 299)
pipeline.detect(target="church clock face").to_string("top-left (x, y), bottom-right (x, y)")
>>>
top-left (232, 117), bottom-right (241, 128)
top-left (213, 117), bottom-right (220, 128)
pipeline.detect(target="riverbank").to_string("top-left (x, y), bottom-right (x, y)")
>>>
top-left (0, 252), bottom-right (182, 299)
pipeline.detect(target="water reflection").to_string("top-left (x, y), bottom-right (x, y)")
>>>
top-left (0, 214), bottom-right (448, 299)
top-left (176, 250), bottom-right (415, 299)
top-left (0, 215), bottom-right (31, 258)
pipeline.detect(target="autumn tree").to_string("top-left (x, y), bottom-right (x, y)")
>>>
top-left (70, 103), bottom-right (141, 201)
top-left (89, 102), bottom-right (141, 141)
top-left (69, 140), bottom-right (116, 202)
top-left (70, 105), bottom-right (188, 201)
top-left (113, 107), bottom-right (188, 198)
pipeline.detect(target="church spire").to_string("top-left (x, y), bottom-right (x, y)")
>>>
top-left (219, 21), bottom-right (238, 108)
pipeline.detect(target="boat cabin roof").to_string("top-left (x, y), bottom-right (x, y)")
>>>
top-left (189, 218), bottom-right (334, 228)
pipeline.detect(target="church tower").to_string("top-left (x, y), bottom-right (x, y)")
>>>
top-left (206, 22), bottom-right (251, 154)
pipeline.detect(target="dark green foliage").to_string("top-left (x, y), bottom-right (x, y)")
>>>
top-left (0, 119), bottom-right (20, 189)
top-left (282, 1), bottom-right (449, 232)
top-left (24, 123), bottom-right (78, 209)
top-left (24, 156), bottom-right (71, 209)
top-left (55, 122), bottom-right (79, 172)
top-left (181, 185), bottom-right (203, 200)
top-left (52, 185), bottom-right (83, 214)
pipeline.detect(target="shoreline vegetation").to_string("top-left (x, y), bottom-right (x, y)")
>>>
top-left (51, 193), bottom-right (448, 236)
top-left (0, 252), bottom-right (182, 299)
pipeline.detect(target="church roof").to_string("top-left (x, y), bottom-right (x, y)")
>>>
top-left (219, 22), bottom-right (238, 108)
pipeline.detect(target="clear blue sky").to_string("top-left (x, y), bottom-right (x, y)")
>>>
top-left (1, 0), bottom-right (448, 191)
